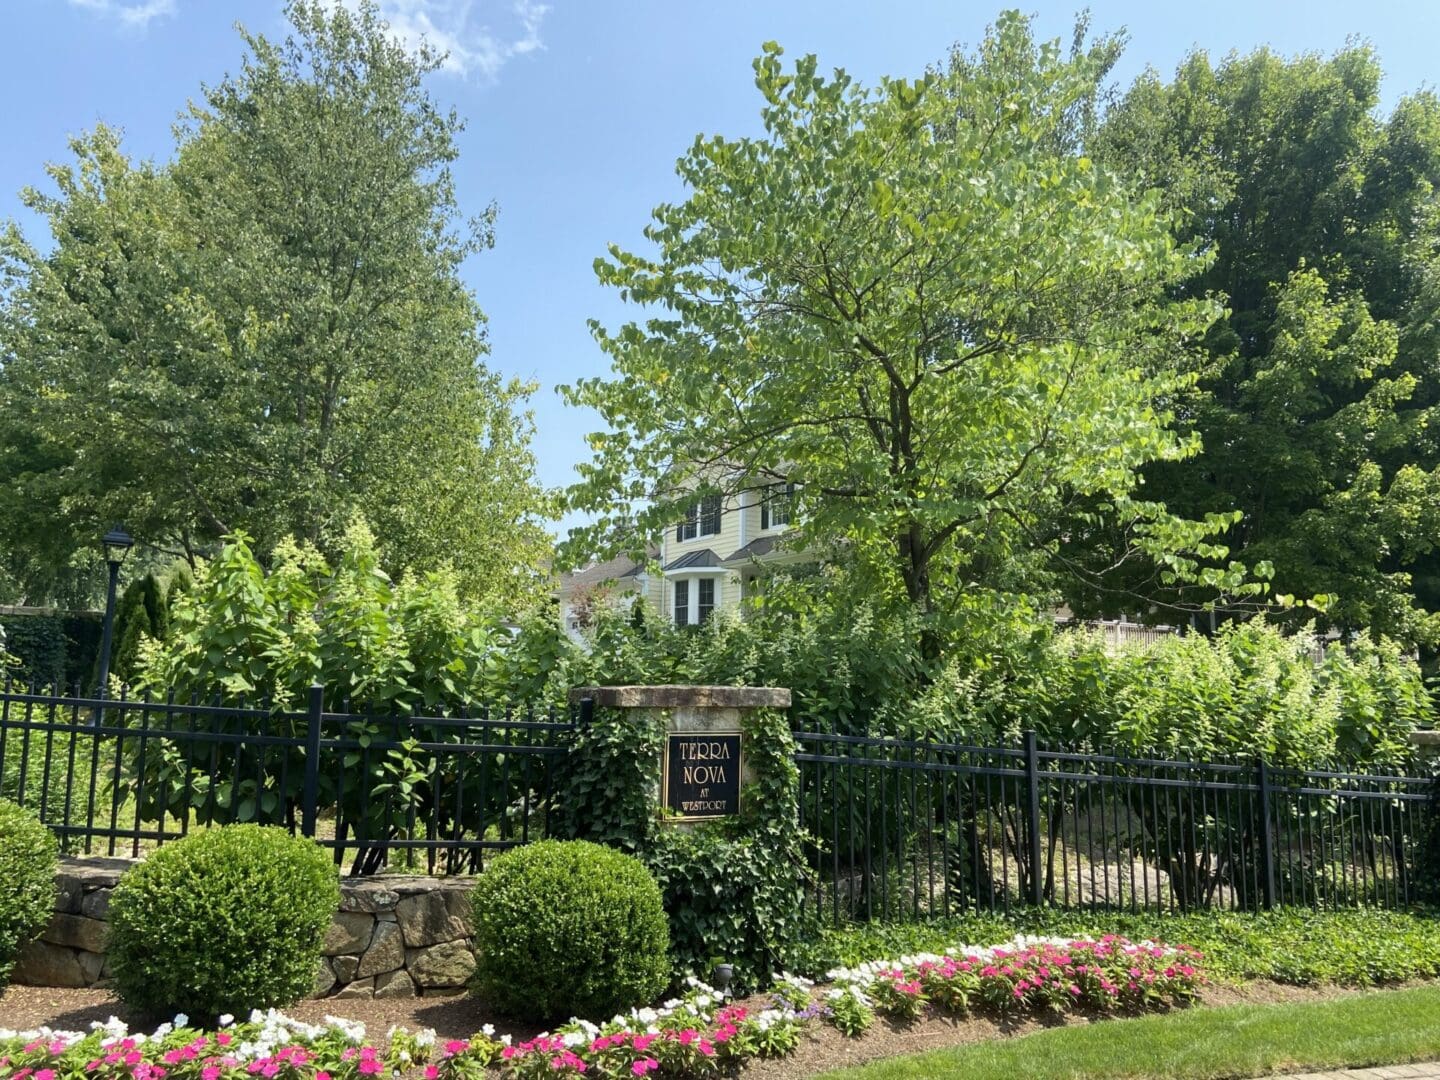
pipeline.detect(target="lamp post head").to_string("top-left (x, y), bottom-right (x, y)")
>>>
top-left (101, 526), bottom-right (134, 566)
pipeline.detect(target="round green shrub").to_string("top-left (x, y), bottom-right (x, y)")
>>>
top-left (108, 825), bottom-right (338, 1018)
top-left (0, 799), bottom-right (57, 988)
top-left (470, 839), bottom-right (670, 1020)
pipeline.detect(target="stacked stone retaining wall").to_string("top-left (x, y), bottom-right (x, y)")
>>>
top-left (14, 858), bottom-right (478, 1000)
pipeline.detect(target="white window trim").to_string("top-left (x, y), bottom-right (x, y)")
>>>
top-left (760, 483), bottom-right (795, 531)
top-left (668, 570), bottom-right (727, 625)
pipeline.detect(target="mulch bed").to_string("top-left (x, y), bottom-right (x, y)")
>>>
top-left (0, 980), bottom-right (1402, 1079)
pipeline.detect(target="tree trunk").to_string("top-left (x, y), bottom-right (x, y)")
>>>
top-left (896, 524), bottom-right (941, 663)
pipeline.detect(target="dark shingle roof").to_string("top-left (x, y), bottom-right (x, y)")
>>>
top-left (722, 537), bottom-right (779, 564)
top-left (558, 552), bottom-right (649, 599)
top-left (663, 549), bottom-right (723, 571)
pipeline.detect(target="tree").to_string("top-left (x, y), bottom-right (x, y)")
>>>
top-left (1088, 47), bottom-right (1440, 647)
top-left (91, 570), bottom-right (174, 691)
top-left (564, 14), bottom-right (1260, 653)
top-left (0, 0), bottom-right (552, 610)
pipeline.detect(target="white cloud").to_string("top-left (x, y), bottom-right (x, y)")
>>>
top-left (68, 0), bottom-right (177, 29)
top-left (340, 0), bottom-right (550, 80)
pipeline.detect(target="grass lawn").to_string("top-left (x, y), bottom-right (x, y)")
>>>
top-left (819, 985), bottom-right (1440, 1079)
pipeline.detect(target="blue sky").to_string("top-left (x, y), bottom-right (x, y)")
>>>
top-left (4, 0), bottom-right (1439, 524)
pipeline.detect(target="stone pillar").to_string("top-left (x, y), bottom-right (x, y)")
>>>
top-left (1411, 731), bottom-right (1440, 759)
top-left (569, 685), bottom-right (791, 824)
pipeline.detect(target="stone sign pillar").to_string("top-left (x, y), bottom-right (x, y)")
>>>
top-left (568, 685), bottom-right (791, 824)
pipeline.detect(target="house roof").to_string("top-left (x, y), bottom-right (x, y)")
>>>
top-left (663, 549), bottom-right (724, 571)
top-left (557, 552), bottom-right (649, 600)
top-left (721, 536), bottom-right (779, 564)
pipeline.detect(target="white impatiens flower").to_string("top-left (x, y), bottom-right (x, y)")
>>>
top-left (218, 1015), bottom-right (235, 1028)
top-left (173, 1014), bottom-right (190, 1028)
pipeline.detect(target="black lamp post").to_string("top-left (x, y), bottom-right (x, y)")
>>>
top-left (96, 525), bottom-right (134, 698)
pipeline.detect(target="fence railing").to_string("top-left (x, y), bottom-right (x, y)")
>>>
top-left (0, 683), bottom-right (579, 876)
top-left (794, 726), bottom-right (1437, 924)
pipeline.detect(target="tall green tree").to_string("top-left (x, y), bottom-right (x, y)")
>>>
top-left (564, 14), bottom-right (1264, 652)
top-left (1088, 47), bottom-right (1440, 646)
top-left (0, 0), bottom-right (552, 609)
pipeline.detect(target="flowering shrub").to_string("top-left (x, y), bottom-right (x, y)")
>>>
top-left (828, 935), bottom-right (1205, 1022)
top-left (0, 937), bottom-right (1204, 1079)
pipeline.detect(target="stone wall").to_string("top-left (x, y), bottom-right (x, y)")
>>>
top-left (14, 858), bottom-right (478, 1000)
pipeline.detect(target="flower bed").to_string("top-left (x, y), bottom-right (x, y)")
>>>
top-left (0, 936), bottom-right (1203, 1079)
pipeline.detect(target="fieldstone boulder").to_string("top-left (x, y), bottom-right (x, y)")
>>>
top-left (354, 920), bottom-right (404, 978)
top-left (406, 939), bottom-right (476, 988)
top-left (334, 976), bottom-right (375, 1000)
top-left (375, 970), bottom-right (417, 999)
top-left (81, 889), bottom-right (111, 921)
top-left (312, 958), bottom-right (338, 997)
top-left (443, 889), bottom-right (471, 928)
top-left (340, 881), bottom-right (401, 913)
top-left (77, 950), bottom-right (106, 985)
top-left (13, 940), bottom-right (88, 988)
top-left (323, 912), bottom-right (375, 956)
top-left (396, 891), bottom-right (467, 948)
top-left (42, 913), bottom-right (108, 954)
top-left (331, 954), bottom-right (361, 983)
top-left (54, 873), bottom-right (84, 916)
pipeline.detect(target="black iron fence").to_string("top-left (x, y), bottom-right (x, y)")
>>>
top-left (795, 726), bottom-right (1438, 924)
top-left (0, 682), bottom-right (581, 875)
top-left (7, 678), bottom-right (1435, 913)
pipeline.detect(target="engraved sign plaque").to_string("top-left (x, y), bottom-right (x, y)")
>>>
top-left (663, 732), bottom-right (742, 819)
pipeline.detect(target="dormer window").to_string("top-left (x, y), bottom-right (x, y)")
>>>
top-left (761, 483), bottom-right (794, 530)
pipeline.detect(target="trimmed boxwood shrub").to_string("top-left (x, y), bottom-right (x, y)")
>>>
top-left (108, 825), bottom-right (338, 1018)
top-left (470, 839), bottom-right (670, 1021)
top-left (0, 800), bottom-right (57, 988)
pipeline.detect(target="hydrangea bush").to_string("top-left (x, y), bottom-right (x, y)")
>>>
top-left (0, 935), bottom-right (1203, 1078)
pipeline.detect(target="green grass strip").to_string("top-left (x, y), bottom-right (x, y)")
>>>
top-left (819, 985), bottom-right (1440, 1079)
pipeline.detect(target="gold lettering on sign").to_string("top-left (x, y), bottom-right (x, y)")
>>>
top-left (664, 731), bottom-right (742, 820)
top-left (678, 741), bottom-right (734, 761)
top-left (682, 764), bottom-right (728, 786)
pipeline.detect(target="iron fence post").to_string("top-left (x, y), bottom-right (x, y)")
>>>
top-left (1024, 730), bottom-right (1044, 907)
top-left (1257, 754), bottom-right (1277, 910)
top-left (578, 696), bottom-right (595, 727)
top-left (301, 684), bottom-right (323, 838)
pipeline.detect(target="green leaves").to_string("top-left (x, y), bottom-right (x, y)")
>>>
top-left (563, 14), bottom-right (1252, 646)
top-left (1091, 45), bottom-right (1440, 647)
top-left (0, 0), bottom-right (552, 609)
